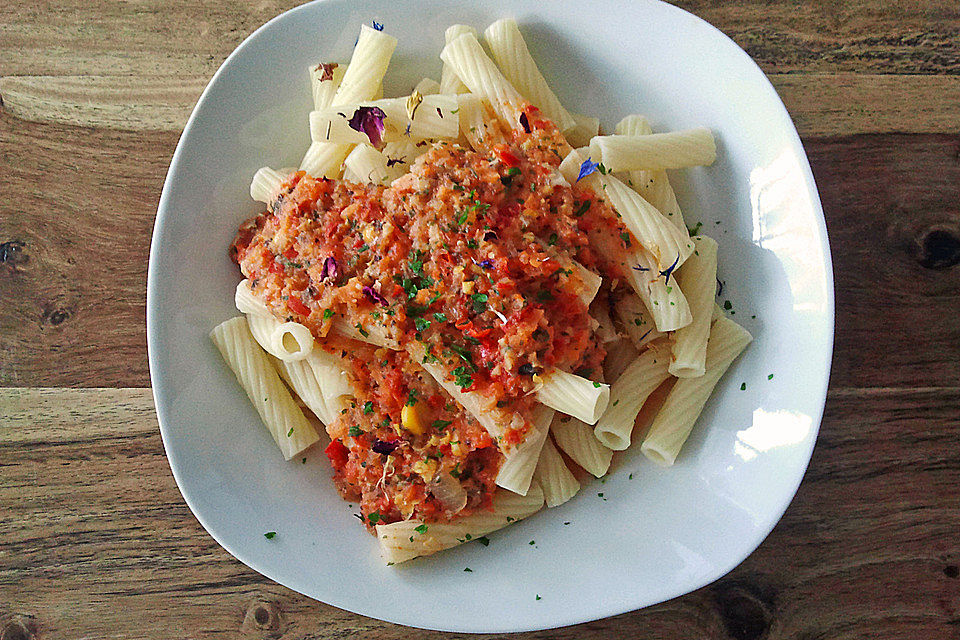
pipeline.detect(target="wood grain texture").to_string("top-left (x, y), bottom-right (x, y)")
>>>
top-left (0, 74), bottom-right (208, 131)
top-left (1, 0), bottom-right (957, 78)
top-left (3, 117), bottom-right (958, 389)
top-left (2, 0), bottom-right (960, 637)
top-left (0, 112), bottom-right (174, 387)
top-left (1, 387), bottom-right (958, 639)
top-left (3, 73), bottom-right (958, 135)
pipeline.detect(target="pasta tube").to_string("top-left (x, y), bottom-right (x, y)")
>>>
top-left (246, 313), bottom-right (314, 362)
top-left (495, 405), bottom-right (555, 496)
top-left (535, 370), bottom-right (610, 425)
top-left (483, 18), bottom-right (576, 131)
top-left (309, 62), bottom-right (347, 111)
top-left (669, 236), bottom-right (719, 378)
top-left (439, 24), bottom-right (478, 94)
top-left (641, 316), bottom-right (752, 466)
top-left (440, 32), bottom-right (526, 129)
top-left (376, 484), bottom-right (544, 564)
top-left (533, 436), bottom-right (580, 508)
top-left (249, 167), bottom-right (285, 204)
top-left (593, 348), bottom-right (672, 450)
top-left (589, 128), bottom-right (717, 172)
top-left (210, 317), bottom-right (319, 460)
top-left (551, 415), bottom-right (612, 478)
top-left (615, 114), bottom-right (685, 230)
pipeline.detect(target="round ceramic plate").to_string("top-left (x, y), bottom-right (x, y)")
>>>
top-left (147, 0), bottom-right (833, 632)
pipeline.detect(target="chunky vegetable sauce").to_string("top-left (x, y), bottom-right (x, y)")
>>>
top-left (231, 106), bottom-right (637, 529)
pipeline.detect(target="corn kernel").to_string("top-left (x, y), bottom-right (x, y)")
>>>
top-left (401, 404), bottom-right (425, 436)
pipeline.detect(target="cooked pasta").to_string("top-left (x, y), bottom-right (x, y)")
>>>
top-left (215, 18), bottom-right (753, 562)
top-left (210, 317), bottom-right (320, 459)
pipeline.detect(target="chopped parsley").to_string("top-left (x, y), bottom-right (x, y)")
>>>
top-left (452, 366), bottom-right (473, 389)
top-left (476, 536), bottom-right (490, 546)
top-left (362, 401), bottom-right (374, 415)
top-left (431, 419), bottom-right (453, 431)
top-left (414, 317), bottom-right (431, 332)
top-left (368, 512), bottom-right (383, 525)
top-left (470, 292), bottom-right (488, 313)
top-left (414, 524), bottom-right (428, 534)
top-left (573, 200), bottom-right (591, 217)
top-left (768, 373), bottom-right (775, 380)
top-left (406, 389), bottom-right (420, 406)
top-left (263, 531), bottom-right (277, 539)
top-left (463, 567), bottom-right (473, 572)
top-left (323, 308), bottom-right (334, 319)
top-left (433, 312), bottom-right (448, 322)
top-left (450, 344), bottom-right (473, 364)
top-left (286, 427), bottom-right (294, 437)
top-left (348, 425), bottom-right (363, 437)
top-left (547, 232), bottom-right (558, 246)
top-left (408, 249), bottom-right (424, 275)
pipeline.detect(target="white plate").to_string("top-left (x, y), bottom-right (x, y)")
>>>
top-left (147, 0), bottom-right (833, 632)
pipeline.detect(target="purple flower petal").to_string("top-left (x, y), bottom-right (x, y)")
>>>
top-left (478, 259), bottom-right (493, 269)
top-left (321, 256), bottom-right (338, 281)
top-left (348, 106), bottom-right (387, 147)
top-left (372, 439), bottom-right (398, 454)
top-left (372, 20), bottom-right (384, 31)
top-left (362, 285), bottom-right (388, 307)
top-left (519, 112), bottom-right (531, 134)
top-left (576, 157), bottom-right (600, 183)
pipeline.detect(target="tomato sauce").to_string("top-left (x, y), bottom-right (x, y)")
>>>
top-left (231, 106), bottom-right (636, 529)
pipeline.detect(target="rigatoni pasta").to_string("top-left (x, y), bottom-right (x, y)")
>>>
top-left (213, 18), bottom-right (754, 564)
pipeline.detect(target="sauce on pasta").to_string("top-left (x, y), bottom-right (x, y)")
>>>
top-left (231, 106), bottom-right (637, 528)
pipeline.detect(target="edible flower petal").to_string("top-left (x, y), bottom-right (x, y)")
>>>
top-left (406, 89), bottom-right (423, 120)
top-left (519, 112), bottom-right (531, 133)
top-left (372, 439), bottom-right (399, 454)
top-left (320, 256), bottom-right (339, 282)
top-left (316, 62), bottom-right (339, 82)
top-left (658, 254), bottom-right (681, 284)
top-left (348, 106), bottom-right (387, 147)
top-left (478, 259), bottom-right (493, 269)
top-left (576, 157), bottom-right (600, 182)
top-left (362, 285), bottom-right (388, 306)
top-left (372, 20), bottom-right (384, 31)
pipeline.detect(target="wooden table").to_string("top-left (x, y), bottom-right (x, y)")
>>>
top-left (2, 2), bottom-right (959, 638)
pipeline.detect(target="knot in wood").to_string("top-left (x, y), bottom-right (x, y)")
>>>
top-left (241, 599), bottom-right (281, 636)
top-left (1, 615), bottom-right (38, 640)
top-left (0, 240), bottom-right (28, 269)
top-left (710, 576), bottom-right (776, 640)
top-left (41, 306), bottom-right (71, 326)
top-left (915, 227), bottom-right (960, 269)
